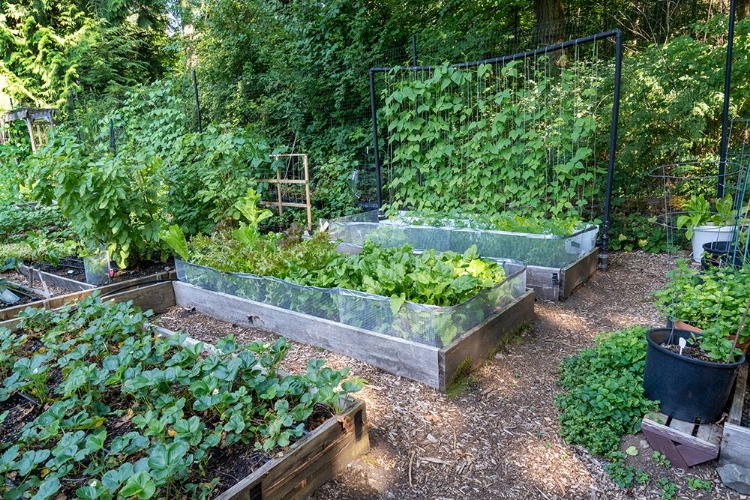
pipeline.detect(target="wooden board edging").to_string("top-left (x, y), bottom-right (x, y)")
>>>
top-left (561, 247), bottom-right (600, 299)
top-left (526, 248), bottom-right (599, 301)
top-left (0, 280), bottom-right (176, 331)
top-left (173, 281), bottom-right (442, 388)
top-left (216, 398), bottom-right (369, 500)
top-left (721, 362), bottom-right (750, 468)
top-left (440, 290), bottom-right (535, 392)
top-left (1, 271), bottom-right (176, 324)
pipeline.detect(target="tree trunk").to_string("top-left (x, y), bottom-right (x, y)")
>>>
top-left (738, 0), bottom-right (750, 20)
top-left (534, 0), bottom-right (565, 47)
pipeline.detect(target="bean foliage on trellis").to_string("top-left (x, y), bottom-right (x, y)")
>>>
top-left (379, 46), bottom-right (614, 223)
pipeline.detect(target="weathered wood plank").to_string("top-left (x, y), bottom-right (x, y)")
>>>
top-left (173, 282), bottom-right (442, 388)
top-left (1, 281), bottom-right (177, 332)
top-left (641, 413), bottom-right (720, 469)
top-left (669, 418), bottom-right (697, 436)
top-left (721, 363), bottom-right (750, 468)
top-left (525, 266), bottom-right (560, 302)
top-left (721, 423), bottom-right (750, 469)
top-left (104, 282), bottom-right (176, 315)
top-left (728, 362), bottom-right (748, 426)
top-left (440, 290), bottom-right (535, 392)
top-left (525, 249), bottom-right (598, 302)
top-left (560, 248), bottom-right (599, 300)
top-left (0, 272), bottom-right (176, 323)
top-left (696, 422), bottom-right (722, 446)
top-left (216, 398), bottom-right (369, 500)
top-left (0, 289), bottom-right (91, 322)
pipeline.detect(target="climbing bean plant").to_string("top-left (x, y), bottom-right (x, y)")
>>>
top-left (381, 60), bottom-right (605, 221)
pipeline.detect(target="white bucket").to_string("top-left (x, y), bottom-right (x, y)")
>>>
top-left (691, 224), bottom-right (736, 263)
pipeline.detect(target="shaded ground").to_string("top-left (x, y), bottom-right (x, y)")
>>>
top-left (156, 251), bottom-right (747, 500)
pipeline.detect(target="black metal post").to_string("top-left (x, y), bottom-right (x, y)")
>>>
top-left (193, 69), bottom-right (203, 133)
top-left (369, 69), bottom-right (382, 209)
top-left (109, 118), bottom-right (116, 155)
top-left (412, 34), bottom-right (421, 187)
top-left (600, 30), bottom-right (623, 272)
top-left (718, 0), bottom-right (736, 199)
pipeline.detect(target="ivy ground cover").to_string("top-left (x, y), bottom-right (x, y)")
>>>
top-left (0, 294), bottom-right (362, 499)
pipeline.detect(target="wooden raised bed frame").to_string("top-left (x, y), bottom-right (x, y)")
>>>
top-left (2, 278), bottom-right (534, 392)
top-left (0, 270), bottom-right (175, 324)
top-left (526, 248), bottom-right (599, 301)
top-left (721, 362), bottom-right (750, 468)
top-left (1, 282), bottom-right (370, 500)
top-left (172, 281), bottom-right (535, 392)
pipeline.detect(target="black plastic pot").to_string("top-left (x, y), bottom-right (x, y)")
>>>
top-left (643, 328), bottom-right (745, 423)
top-left (701, 241), bottom-right (745, 270)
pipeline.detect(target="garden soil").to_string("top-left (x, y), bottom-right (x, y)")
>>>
top-left (156, 251), bottom-right (748, 500)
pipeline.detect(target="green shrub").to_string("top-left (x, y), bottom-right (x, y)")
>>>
top-left (163, 124), bottom-right (280, 235)
top-left (24, 130), bottom-right (164, 268)
top-left (555, 326), bottom-right (659, 455)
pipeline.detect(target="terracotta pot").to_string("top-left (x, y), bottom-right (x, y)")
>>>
top-left (674, 320), bottom-right (750, 354)
top-left (674, 320), bottom-right (702, 334)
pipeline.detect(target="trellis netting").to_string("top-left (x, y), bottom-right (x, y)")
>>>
top-left (369, 30), bottom-right (622, 264)
top-left (175, 259), bottom-right (526, 348)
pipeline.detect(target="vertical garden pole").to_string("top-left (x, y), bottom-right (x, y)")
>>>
top-left (718, 0), bottom-right (736, 199)
top-left (193, 69), bottom-right (203, 134)
top-left (369, 69), bottom-right (382, 209)
top-left (600, 30), bottom-right (623, 272)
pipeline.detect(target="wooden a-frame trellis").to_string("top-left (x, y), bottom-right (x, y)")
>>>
top-left (260, 153), bottom-right (313, 233)
top-left (0, 108), bottom-right (56, 152)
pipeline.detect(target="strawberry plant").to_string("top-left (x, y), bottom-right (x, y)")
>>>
top-left (0, 293), bottom-right (363, 499)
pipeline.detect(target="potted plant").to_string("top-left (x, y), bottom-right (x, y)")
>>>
top-left (676, 193), bottom-right (739, 263)
top-left (647, 260), bottom-right (749, 422)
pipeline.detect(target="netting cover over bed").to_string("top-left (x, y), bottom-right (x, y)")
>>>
top-left (175, 258), bottom-right (526, 348)
top-left (328, 211), bottom-right (598, 268)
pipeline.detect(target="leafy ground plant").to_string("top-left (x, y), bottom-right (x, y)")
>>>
top-left (0, 294), bottom-right (363, 499)
top-left (555, 326), bottom-right (659, 455)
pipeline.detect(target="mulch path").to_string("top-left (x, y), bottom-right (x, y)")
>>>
top-left (154, 251), bottom-right (748, 500)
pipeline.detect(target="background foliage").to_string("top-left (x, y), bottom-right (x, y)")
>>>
top-left (3, 0), bottom-right (750, 251)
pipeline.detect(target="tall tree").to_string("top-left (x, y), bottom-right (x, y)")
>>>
top-left (534, 0), bottom-right (566, 45)
top-left (0, 0), bottom-right (174, 113)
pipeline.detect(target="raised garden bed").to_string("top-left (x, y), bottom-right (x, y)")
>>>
top-left (0, 289), bottom-right (369, 500)
top-left (721, 362), bottom-right (750, 468)
top-left (328, 210), bottom-right (599, 301)
top-left (0, 270), bottom-right (176, 325)
top-left (17, 260), bottom-right (174, 292)
top-left (172, 261), bottom-right (534, 391)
